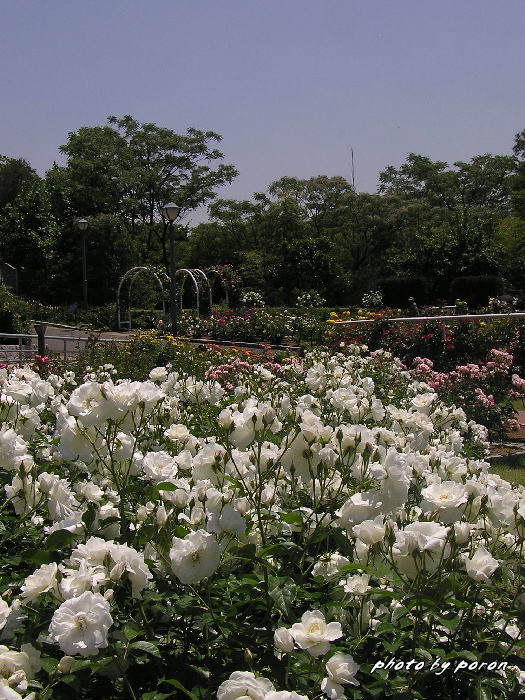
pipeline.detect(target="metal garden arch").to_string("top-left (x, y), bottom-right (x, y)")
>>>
top-left (117, 266), bottom-right (232, 330)
top-left (206, 268), bottom-right (230, 306)
top-left (117, 266), bottom-right (168, 330)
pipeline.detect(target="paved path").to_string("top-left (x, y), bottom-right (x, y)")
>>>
top-left (0, 324), bottom-right (135, 362)
top-left (507, 410), bottom-right (525, 441)
top-left (38, 324), bottom-right (134, 358)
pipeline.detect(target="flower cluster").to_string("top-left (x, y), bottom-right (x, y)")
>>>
top-left (241, 290), bottom-right (266, 308)
top-left (0, 346), bottom-right (523, 698)
top-left (296, 290), bottom-right (326, 308)
top-left (411, 350), bottom-right (525, 439)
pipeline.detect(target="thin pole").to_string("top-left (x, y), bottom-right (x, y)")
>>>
top-left (169, 221), bottom-right (177, 336)
top-left (81, 231), bottom-right (88, 307)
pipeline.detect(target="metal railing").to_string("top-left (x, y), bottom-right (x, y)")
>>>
top-left (330, 312), bottom-right (525, 345)
top-left (331, 312), bottom-right (525, 325)
top-left (0, 332), bottom-right (128, 362)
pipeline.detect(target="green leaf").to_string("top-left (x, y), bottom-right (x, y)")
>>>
top-left (23, 548), bottom-right (53, 565)
top-left (123, 623), bottom-right (142, 640)
top-left (475, 683), bottom-right (492, 700)
top-left (71, 659), bottom-right (94, 672)
top-left (45, 529), bottom-right (77, 551)
top-left (39, 656), bottom-right (58, 674)
top-left (338, 563), bottom-right (371, 575)
top-left (82, 503), bottom-right (97, 530)
top-left (279, 512), bottom-right (303, 525)
top-left (230, 543), bottom-right (257, 560)
top-left (374, 622), bottom-right (397, 635)
top-left (164, 679), bottom-right (198, 699)
top-left (458, 650), bottom-right (479, 662)
top-left (130, 640), bottom-right (162, 658)
top-left (269, 578), bottom-right (296, 616)
top-left (153, 482), bottom-right (178, 494)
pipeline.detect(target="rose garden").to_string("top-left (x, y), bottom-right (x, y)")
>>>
top-left (1, 120), bottom-right (525, 699)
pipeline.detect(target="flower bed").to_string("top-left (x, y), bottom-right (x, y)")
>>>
top-left (178, 308), bottom-right (327, 345)
top-left (1, 344), bottom-right (525, 698)
top-left (327, 311), bottom-right (525, 370)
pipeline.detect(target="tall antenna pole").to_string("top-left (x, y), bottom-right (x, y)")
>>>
top-left (350, 146), bottom-right (355, 190)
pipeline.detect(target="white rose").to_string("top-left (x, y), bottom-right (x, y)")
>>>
top-left (217, 671), bottom-right (274, 700)
top-left (57, 655), bottom-right (75, 674)
top-left (0, 428), bottom-right (32, 472)
top-left (49, 591), bottom-right (113, 657)
top-left (20, 563), bottom-right (59, 603)
top-left (322, 652), bottom-right (360, 698)
top-left (335, 492), bottom-right (382, 529)
top-left (421, 481), bottom-right (468, 511)
top-left (352, 515), bottom-right (385, 545)
top-left (465, 546), bottom-right (499, 583)
top-left (274, 627), bottom-right (294, 653)
top-left (394, 522), bottom-right (449, 555)
top-left (0, 643), bottom-right (41, 690)
top-left (207, 505), bottom-right (246, 536)
top-left (67, 382), bottom-right (108, 427)
top-left (169, 529), bottom-right (220, 585)
top-left (291, 610), bottom-right (342, 657)
top-left (165, 424), bottom-right (190, 442)
top-left (453, 522), bottom-right (472, 544)
top-left (0, 601), bottom-right (10, 632)
top-left (108, 543), bottom-right (153, 598)
top-left (340, 574), bottom-right (370, 596)
top-left (149, 367), bottom-right (168, 382)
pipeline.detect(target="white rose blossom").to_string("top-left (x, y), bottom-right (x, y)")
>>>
top-left (216, 671), bottom-right (274, 700)
top-left (274, 627), bottom-right (294, 654)
top-left (322, 652), bottom-right (360, 698)
top-left (49, 591), bottom-right (113, 657)
top-left (291, 610), bottom-right (343, 657)
top-left (465, 546), bottom-right (499, 583)
top-left (169, 529), bottom-right (221, 584)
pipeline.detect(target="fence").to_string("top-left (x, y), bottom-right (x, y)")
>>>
top-left (0, 332), bottom-right (128, 363)
top-left (331, 312), bottom-right (525, 326)
top-left (330, 312), bottom-right (525, 346)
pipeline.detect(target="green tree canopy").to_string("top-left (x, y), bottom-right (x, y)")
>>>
top-left (0, 156), bottom-right (38, 211)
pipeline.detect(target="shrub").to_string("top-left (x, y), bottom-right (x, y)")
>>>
top-left (361, 289), bottom-right (383, 309)
top-left (240, 290), bottom-right (265, 307)
top-left (0, 286), bottom-right (32, 334)
top-left (296, 290), bottom-right (326, 308)
top-left (378, 276), bottom-right (432, 307)
top-left (450, 275), bottom-right (504, 308)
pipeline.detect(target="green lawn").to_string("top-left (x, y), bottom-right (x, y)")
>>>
top-left (491, 460), bottom-right (525, 486)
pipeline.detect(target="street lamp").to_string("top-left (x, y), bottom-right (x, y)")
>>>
top-left (76, 218), bottom-right (89, 308)
top-left (161, 203), bottom-right (181, 336)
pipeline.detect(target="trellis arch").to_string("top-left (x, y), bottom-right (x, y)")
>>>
top-left (175, 268), bottom-right (213, 314)
top-left (117, 266), bottom-right (233, 330)
top-left (117, 266), bottom-right (168, 330)
top-left (206, 268), bottom-right (230, 306)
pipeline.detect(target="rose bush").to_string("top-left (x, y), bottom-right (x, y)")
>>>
top-left (0, 345), bottom-right (524, 698)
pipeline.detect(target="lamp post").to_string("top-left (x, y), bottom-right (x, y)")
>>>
top-left (161, 203), bottom-right (181, 336)
top-left (76, 218), bottom-right (89, 307)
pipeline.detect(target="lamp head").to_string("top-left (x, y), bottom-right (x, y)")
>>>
top-left (161, 203), bottom-right (181, 222)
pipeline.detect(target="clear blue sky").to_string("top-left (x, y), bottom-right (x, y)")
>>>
top-left (1, 0), bottom-right (524, 224)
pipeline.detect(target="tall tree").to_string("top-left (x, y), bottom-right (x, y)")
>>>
top-left (379, 153), bottom-right (516, 213)
top-left (512, 128), bottom-right (525, 219)
top-left (0, 156), bottom-right (38, 211)
top-left (0, 177), bottom-right (59, 298)
top-left (48, 115), bottom-right (238, 272)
